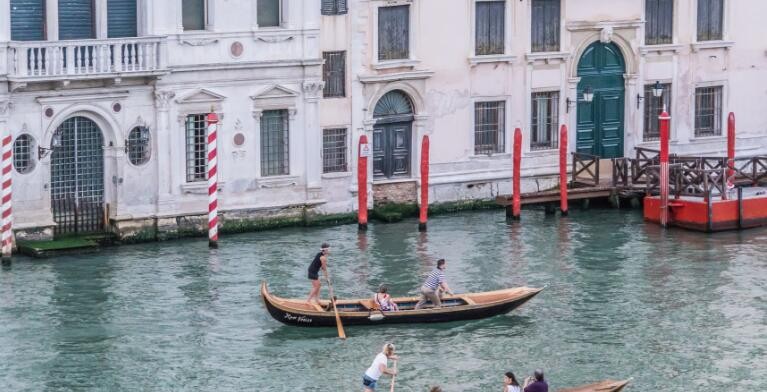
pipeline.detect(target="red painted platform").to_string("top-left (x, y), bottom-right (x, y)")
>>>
top-left (644, 187), bottom-right (767, 231)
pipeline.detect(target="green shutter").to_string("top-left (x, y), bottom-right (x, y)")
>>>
top-left (10, 0), bottom-right (45, 41)
top-left (182, 0), bottom-right (205, 31)
top-left (59, 0), bottom-right (95, 40)
top-left (108, 0), bottom-right (137, 38)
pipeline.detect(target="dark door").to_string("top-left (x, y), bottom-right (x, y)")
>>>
top-left (10, 0), bottom-right (46, 41)
top-left (576, 42), bottom-right (626, 158)
top-left (373, 122), bottom-right (412, 179)
top-left (51, 117), bottom-right (105, 236)
top-left (58, 0), bottom-right (95, 40)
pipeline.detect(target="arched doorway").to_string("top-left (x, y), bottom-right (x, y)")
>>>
top-left (372, 90), bottom-right (414, 179)
top-left (576, 41), bottom-right (626, 158)
top-left (50, 116), bottom-right (106, 235)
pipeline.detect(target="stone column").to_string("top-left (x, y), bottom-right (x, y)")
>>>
top-left (302, 81), bottom-right (324, 192)
top-left (154, 90), bottom-right (175, 213)
top-left (0, 0), bottom-right (10, 42)
top-left (566, 77), bottom-right (581, 154)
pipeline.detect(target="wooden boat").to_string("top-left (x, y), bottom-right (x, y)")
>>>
top-left (261, 282), bottom-right (542, 327)
top-left (557, 379), bottom-right (630, 392)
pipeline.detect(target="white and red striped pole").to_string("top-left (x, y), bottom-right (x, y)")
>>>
top-left (659, 109), bottom-right (671, 228)
top-left (1, 133), bottom-right (13, 261)
top-left (206, 110), bottom-right (219, 249)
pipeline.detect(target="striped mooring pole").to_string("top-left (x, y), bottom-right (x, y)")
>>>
top-left (418, 135), bottom-right (430, 232)
top-left (559, 124), bottom-right (569, 216)
top-left (357, 134), bottom-right (369, 231)
top-left (659, 109), bottom-right (671, 228)
top-left (207, 110), bottom-right (219, 249)
top-left (1, 133), bottom-right (13, 261)
top-left (510, 128), bottom-right (522, 220)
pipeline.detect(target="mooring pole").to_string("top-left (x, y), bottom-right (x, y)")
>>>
top-left (511, 128), bottom-right (522, 220)
top-left (559, 124), bottom-right (568, 216)
top-left (418, 135), bottom-right (430, 232)
top-left (659, 109), bottom-right (671, 228)
top-left (206, 110), bottom-right (219, 249)
top-left (357, 135), bottom-right (369, 231)
top-left (1, 132), bottom-right (13, 262)
top-left (725, 112), bottom-right (736, 199)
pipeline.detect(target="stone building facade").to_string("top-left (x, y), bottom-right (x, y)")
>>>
top-left (1, 0), bottom-right (767, 241)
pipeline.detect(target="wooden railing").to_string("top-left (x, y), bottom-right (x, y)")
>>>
top-left (645, 165), bottom-right (728, 199)
top-left (571, 152), bottom-right (599, 188)
top-left (631, 147), bottom-right (660, 186)
top-left (732, 156), bottom-right (767, 185)
top-left (7, 36), bottom-right (166, 79)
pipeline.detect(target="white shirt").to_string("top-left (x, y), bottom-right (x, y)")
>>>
top-left (506, 385), bottom-right (521, 392)
top-left (364, 353), bottom-right (388, 380)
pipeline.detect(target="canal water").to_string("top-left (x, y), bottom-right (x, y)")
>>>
top-left (1, 209), bottom-right (765, 391)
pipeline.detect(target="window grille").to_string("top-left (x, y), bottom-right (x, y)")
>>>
top-left (378, 5), bottom-right (409, 61)
top-left (185, 114), bottom-right (207, 182)
top-left (697, 0), bottom-right (723, 41)
top-left (321, 0), bottom-right (347, 15)
top-left (323, 128), bottom-right (348, 173)
top-left (261, 110), bottom-right (290, 176)
top-left (475, 1), bottom-right (505, 56)
top-left (323, 51), bottom-right (346, 98)
top-left (531, 91), bottom-right (559, 150)
top-left (474, 101), bottom-right (505, 155)
top-left (258, 0), bottom-right (281, 27)
top-left (695, 86), bottom-right (723, 137)
top-left (182, 0), bottom-right (205, 31)
top-left (13, 134), bottom-right (34, 174)
top-left (645, 0), bottom-right (673, 45)
top-left (643, 83), bottom-right (672, 141)
top-left (127, 126), bottom-right (151, 166)
top-left (531, 0), bottom-right (560, 52)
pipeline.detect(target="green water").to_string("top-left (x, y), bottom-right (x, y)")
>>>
top-left (1, 209), bottom-right (765, 391)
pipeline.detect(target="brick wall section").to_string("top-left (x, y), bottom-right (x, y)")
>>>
top-left (373, 182), bottom-right (418, 206)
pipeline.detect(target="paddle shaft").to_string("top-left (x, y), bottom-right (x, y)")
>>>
top-left (389, 360), bottom-right (397, 392)
top-left (324, 270), bottom-right (347, 339)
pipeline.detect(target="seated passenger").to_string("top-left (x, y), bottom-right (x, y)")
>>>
top-left (373, 285), bottom-right (399, 311)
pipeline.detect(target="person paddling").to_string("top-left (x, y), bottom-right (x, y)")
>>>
top-left (415, 258), bottom-right (454, 309)
top-left (362, 343), bottom-right (398, 391)
top-left (306, 242), bottom-right (330, 304)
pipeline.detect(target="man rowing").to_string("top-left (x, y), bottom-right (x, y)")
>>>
top-left (306, 242), bottom-right (330, 304)
top-left (415, 258), bottom-right (454, 309)
top-left (362, 343), bottom-right (398, 391)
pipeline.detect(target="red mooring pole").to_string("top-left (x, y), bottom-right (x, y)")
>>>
top-left (418, 135), bottom-right (430, 231)
top-left (358, 135), bottom-right (369, 231)
top-left (726, 112), bottom-right (736, 196)
top-left (659, 110), bottom-right (671, 228)
top-left (1, 133), bottom-right (13, 262)
top-left (511, 128), bottom-right (522, 220)
top-left (206, 110), bottom-right (219, 248)
top-left (559, 124), bottom-right (568, 216)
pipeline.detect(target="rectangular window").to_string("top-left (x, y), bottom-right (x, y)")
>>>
top-left (531, 91), bottom-right (559, 150)
top-left (378, 5), bottom-right (410, 61)
top-left (58, 0), bottom-right (95, 39)
top-left (10, 0), bottom-right (46, 41)
top-left (695, 86), bottom-right (723, 137)
top-left (108, 0), bottom-right (138, 38)
top-left (322, 128), bottom-right (348, 173)
top-left (323, 51), bottom-right (346, 98)
top-left (645, 0), bottom-right (673, 45)
top-left (643, 83), bottom-right (672, 141)
top-left (258, 0), bottom-right (281, 28)
top-left (697, 0), bottom-right (724, 41)
top-left (185, 114), bottom-right (207, 183)
top-left (474, 101), bottom-right (506, 155)
top-left (321, 0), bottom-right (347, 15)
top-left (531, 0), bottom-right (560, 52)
top-left (182, 0), bottom-right (205, 31)
top-left (475, 1), bottom-right (505, 56)
top-left (261, 109), bottom-right (290, 176)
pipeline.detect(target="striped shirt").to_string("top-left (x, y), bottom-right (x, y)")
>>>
top-left (423, 268), bottom-right (445, 290)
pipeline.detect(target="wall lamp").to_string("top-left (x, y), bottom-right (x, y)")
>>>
top-left (38, 132), bottom-right (62, 159)
top-left (637, 81), bottom-right (664, 110)
top-left (566, 86), bottom-right (594, 113)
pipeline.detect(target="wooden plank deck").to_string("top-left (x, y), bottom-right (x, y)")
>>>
top-left (495, 185), bottom-right (616, 206)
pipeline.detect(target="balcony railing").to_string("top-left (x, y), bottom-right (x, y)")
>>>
top-left (7, 36), bottom-right (167, 81)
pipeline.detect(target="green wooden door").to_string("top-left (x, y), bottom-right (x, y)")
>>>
top-left (576, 42), bottom-right (626, 158)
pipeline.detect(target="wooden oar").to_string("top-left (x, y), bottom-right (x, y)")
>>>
top-left (389, 360), bottom-right (398, 392)
top-left (324, 271), bottom-right (347, 339)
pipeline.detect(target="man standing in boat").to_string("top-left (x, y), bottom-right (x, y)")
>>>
top-left (415, 258), bottom-right (454, 309)
top-left (306, 242), bottom-right (330, 304)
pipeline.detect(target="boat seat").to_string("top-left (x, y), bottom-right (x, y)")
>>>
top-left (311, 303), bottom-right (325, 312)
top-left (460, 296), bottom-right (476, 305)
top-left (359, 299), bottom-right (378, 311)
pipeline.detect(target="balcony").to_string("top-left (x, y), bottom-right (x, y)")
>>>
top-left (6, 36), bottom-right (168, 86)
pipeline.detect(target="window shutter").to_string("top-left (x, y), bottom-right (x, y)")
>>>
top-left (378, 6), bottom-right (410, 61)
top-left (323, 51), bottom-right (346, 97)
top-left (697, 0), bottom-right (723, 41)
top-left (10, 0), bottom-right (45, 41)
top-left (337, 0), bottom-right (348, 14)
top-left (476, 1), bottom-right (505, 56)
top-left (321, 0), bottom-right (335, 15)
top-left (108, 0), bottom-right (138, 38)
top-left (531, 0), bottom-right (560, 52)
top-left (58, 0), bottom-right (95, 39)
top-left (645, 0), bottom-right (673, 45)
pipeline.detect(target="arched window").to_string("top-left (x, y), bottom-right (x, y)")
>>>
top-left (13, 134), bottom-right (35, 174)
top-left (126, 126), bottom-right (151, 166)
top-left (374, 90), bottom-right (413, 118)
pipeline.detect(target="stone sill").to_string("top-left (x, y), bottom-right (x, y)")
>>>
top-left (640, 44), bottom-right (684, 55)
top-left (373, 178), bottom-right (417, 185)
top-left (371, 59), bottom-right (420, 70)
top-left (468, 54), bottom-right (517, 66)
top-left (181, 181), bottom-right (226, 194)
top-left (256, 175), bottom-right (300, 189)
top-left (688, 135), bottom-right (727, 143)
top-left (526, 148), bottom-right (559, 157)
top-left (526, 51), bottom-right (569, 64)
top-left (691, 41), bottom-right (734, 52)
top-left (469, 153), bottom-right (511, 160)
top-left (358, 69), bottom-right (434, 84)
top-left (322, 172), bottom-right (353, 179)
